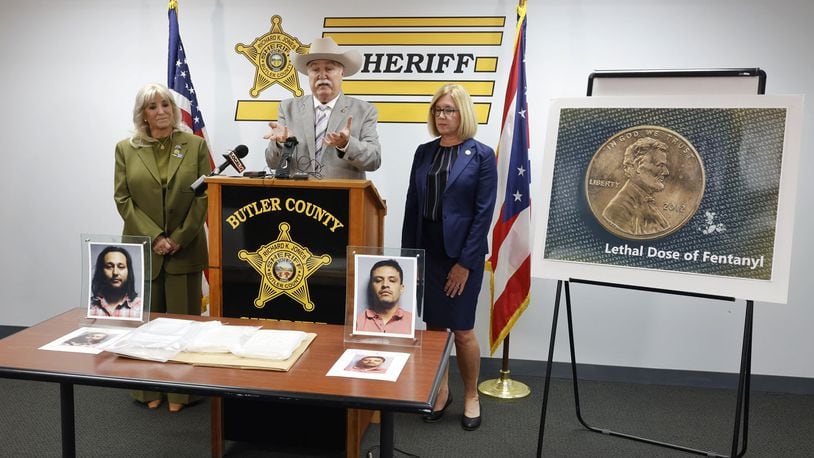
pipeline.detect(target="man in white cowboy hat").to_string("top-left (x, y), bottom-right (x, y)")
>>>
top-left (264, 37), bottom-right (381, 179)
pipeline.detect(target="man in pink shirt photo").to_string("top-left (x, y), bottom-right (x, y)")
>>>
top-left (355, 258), bottom-right (415, 337)
top-left (87, 245), bottom-right (143, 321)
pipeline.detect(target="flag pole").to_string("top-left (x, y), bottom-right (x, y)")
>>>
top-left (479, 0), bottom-right (531, 400)
top-left (479, 334), bottom-right (531, 398)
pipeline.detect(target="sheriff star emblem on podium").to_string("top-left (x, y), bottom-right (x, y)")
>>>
top-left (238, 222), bottom-right (331, 311)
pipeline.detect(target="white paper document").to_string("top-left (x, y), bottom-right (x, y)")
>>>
top-left (39, 326), bottom-right (132, 355)
top-left (326, 349), bottom-right (410, 382)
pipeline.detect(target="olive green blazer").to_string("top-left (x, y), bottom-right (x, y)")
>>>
top-left (114, 131), bottom-right (210, 280)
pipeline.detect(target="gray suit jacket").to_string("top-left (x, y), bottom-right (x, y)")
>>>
top-left (265, 93), bottom-right (381, 179)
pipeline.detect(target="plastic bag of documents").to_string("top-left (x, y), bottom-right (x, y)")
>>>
top-left (105, 317), bottom-right (196, 362)
top-left (183, 321), bottom-right (262, 353)
top-left (230, 329), bottom-right (308, 361)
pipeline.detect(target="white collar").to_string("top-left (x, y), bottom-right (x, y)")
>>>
top-left (313, 95), bottom-right (339, 110)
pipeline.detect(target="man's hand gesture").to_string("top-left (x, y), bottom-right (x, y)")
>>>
top-left (325, 116), bottom-right (352, 150)
top-left (263, 121), bottom-right (290, 144)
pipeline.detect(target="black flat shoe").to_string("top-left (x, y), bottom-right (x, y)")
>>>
top-left (461, 401), bottom-right (481, 431)
top-left (423, 393), bottom-right (452, 423)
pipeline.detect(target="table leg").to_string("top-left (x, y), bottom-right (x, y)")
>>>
top-left (59, 382), bottom-right (76, 458)
top-left (379, 411), bottom-right (394, 458)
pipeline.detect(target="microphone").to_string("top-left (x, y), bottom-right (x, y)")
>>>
top-left (275, 137), bottom-right (298, 179)
top-left (214, 145), bottom-right (248, 175)
top-left (191, 145), bottom-right (249, 193)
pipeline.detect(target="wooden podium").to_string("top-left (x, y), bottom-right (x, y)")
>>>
top-left (205, 176), bottom-right (386, 456)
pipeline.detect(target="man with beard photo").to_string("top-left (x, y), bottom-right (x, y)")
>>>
top-left (65, 331), bottom-right (111, 347)
top-left (88, 245), bottom-right (143, 320)
top-left (355, 258), bottom-right (414, 336)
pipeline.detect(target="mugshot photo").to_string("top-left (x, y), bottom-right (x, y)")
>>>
top-left (344, 354), bottom-right (390, 373)
top-left (39, 326), bottom-right (132, 355)
top-left (326, 348), bottom-right (411, 382)
top-left (86, 242), bottom-right (145, 321)
top-left (64, 330), bottom-right (114, 347)
top-left (352, 255), bottom-right (417, 339)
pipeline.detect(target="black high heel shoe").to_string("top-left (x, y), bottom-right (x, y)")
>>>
top-left (461, 400), bottom-right (481, 431)
top-left (423, 393), bottom-right (453, 423)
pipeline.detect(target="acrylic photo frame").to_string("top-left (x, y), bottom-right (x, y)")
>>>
top-left (345, 246), bottom-right (424, 348)
top-left (79, 234), bottom-right (151, 329)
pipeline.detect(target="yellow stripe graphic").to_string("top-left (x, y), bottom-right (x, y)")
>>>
top-left (235, 100), bottom-right (279, 121)
top-left (474, 57), bottom-right (498, 72)
top-left (325, 32), bottom-right (502, 46)
top-left (343, 80), bottom-right (494, 97)
top-left (323, 17), bottom-right (505, 28)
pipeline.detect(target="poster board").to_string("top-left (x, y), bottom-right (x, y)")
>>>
top-left (532, 84), bottom-right (803, 303)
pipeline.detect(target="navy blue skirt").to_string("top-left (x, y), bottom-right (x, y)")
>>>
top-left (420, 219), bottom-right (484, 330)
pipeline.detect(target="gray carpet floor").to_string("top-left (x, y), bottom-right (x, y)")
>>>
top-left (1, 373), bottom-right (813, 457)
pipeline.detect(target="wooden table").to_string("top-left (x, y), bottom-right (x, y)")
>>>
top-left (0, 309), bottom-right (453, 458)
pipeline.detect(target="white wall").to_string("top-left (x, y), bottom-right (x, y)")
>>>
top-left (1, 0), bottom-right (811, 379)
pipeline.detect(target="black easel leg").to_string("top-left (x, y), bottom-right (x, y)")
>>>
top-left (562, 283), bottom-right (752, 457)
top-left (730, 300), bottom-right (753, 457)
top-left (60, 382), bottom-right (76, 458)
top-left (564, 281), bottom-right (589, 427)
top-left (536, 280), bottom-right (562, 457)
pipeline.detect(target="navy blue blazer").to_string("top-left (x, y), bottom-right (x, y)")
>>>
top-left (401, 137), bottom-right (498, 270)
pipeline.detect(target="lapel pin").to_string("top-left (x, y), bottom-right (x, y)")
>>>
top-left (172, 145), bottom-right (184, 158)
top-left (465, 149), bottom-right (472, 155)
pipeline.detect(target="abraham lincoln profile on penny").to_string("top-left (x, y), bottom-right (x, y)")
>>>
top-left (602, 137), bottom-right (672, 236)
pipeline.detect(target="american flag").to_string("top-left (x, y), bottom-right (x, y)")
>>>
top-left (167, 0), bottom-right (214, 313)
top-left (487, 3), bottom-right (531, 355)
top-left (168, 0), bottom-right (213, 163)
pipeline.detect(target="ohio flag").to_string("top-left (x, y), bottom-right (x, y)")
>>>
top-left (487, 3), bottom-right (531, 355)
top-left (168, 1), bottom-right (215, 312)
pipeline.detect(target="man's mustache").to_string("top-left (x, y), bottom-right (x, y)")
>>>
top-left (316, 79), bottom-right (332, 87)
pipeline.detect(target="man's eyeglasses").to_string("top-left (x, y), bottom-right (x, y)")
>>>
top-left (431, 107), bottom-right (458, 117)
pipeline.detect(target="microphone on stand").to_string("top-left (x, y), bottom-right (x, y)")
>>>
top-left (191, 145), bottom-right (249, 193)
top-left (275, 137), bottom-right (299, 179)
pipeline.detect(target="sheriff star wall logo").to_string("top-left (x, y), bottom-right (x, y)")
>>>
top-left (238, 222), bottom-right (331, 311)
top-left (235, 15), bottom-right (308, 97)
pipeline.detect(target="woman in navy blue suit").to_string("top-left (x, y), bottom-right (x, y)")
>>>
top-left (402, 84), bottom-right (497, 431)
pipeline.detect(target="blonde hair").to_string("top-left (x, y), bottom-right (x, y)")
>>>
top-left (129, 83), bottom-right (182, 147)
top-left (427, 83), bottom-right (477, 140)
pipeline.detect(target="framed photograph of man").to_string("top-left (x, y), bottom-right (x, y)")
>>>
top-left (351, 254), bottom-right (418, 339)
top-left (85, 241), bottom-right (146, 321)
top-left (533, 94), bottom-right (803, 303)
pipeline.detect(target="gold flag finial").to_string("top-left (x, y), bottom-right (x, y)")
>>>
top-left (168, 0), bottom-right (178, 10)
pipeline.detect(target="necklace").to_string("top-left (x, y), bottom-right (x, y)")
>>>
top-left (155, 134), bottom-right (173, 150)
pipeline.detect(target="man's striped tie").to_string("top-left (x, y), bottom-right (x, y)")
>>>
top-left (314, 104), bottom-right (329, 162)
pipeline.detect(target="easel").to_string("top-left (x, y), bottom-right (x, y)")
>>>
top-left (536, 68), bottom-right (766, 457)
top-left (537, 280), bottom-right (751, 457)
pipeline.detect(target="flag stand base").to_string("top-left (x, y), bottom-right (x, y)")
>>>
top-left (478, 369), bottom-right (531, 399)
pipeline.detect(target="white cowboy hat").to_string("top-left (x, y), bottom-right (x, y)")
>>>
top-left (291, 37), bottom-right (363, 77)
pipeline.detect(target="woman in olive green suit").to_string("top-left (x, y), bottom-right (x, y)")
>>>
top-left (114, 83), bottom-right (210, 412)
